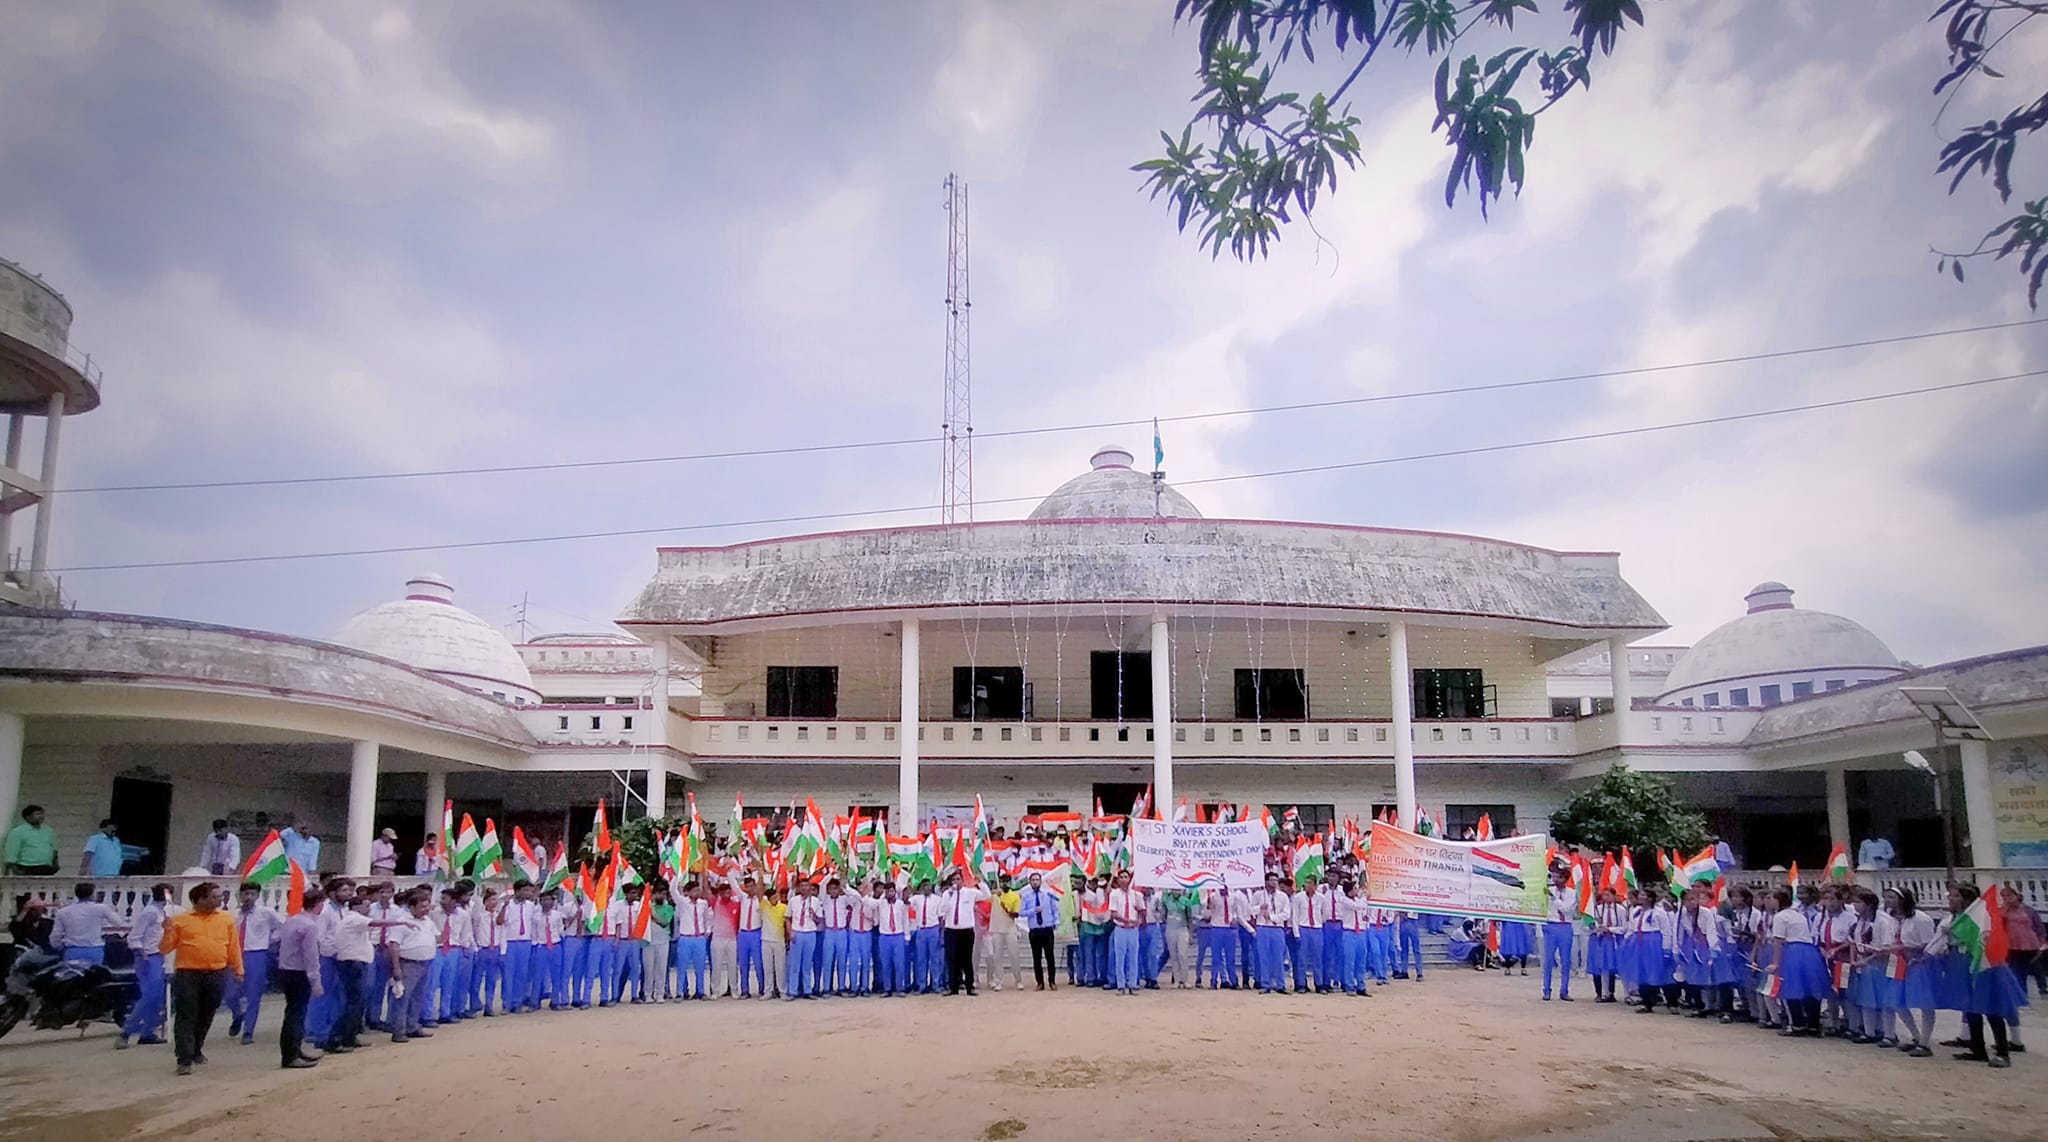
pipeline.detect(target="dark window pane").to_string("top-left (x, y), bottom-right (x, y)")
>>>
top-left (1089, 651), bottom-right (1152, 720)
top-left (1235, 668), bottom-right (1308, 719)
top-left (766, 665), bottom-right (838, 718)
top-left (953, 666), bottom-right (1024, 720)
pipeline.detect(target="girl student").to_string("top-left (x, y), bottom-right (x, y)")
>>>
top-left (1887, 886), bottom-right (1940, 1057)
top-left (1814, 885), bottom-right (1853, 1036)
top-left (1586, 887), bottom-right (1626, 1004)
top-left (1844, 889), bottom-right (1888, 1046)
top-left (1940, 882), bottom-right (2026, 1069)
top-left (1726, 886), bottom-right (1765, 1023)
top-left (1762, 885), bottom-right (1832, 1037)
top-left (1629, 887), bottom-right (1678, 1014)
top-left (1675, 886), bottom-right (1724, 1018)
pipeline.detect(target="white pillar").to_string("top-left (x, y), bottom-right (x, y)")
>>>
top-left (1825, 767), bottom-right (1850, 854)
top-left (28, 393), bottom-right (63, 574)
top-left (0, 415), bottom-right (23, 558)
top-left (423, 767), bottom-right (447, 846)
top-left (1958, 738), bottom-right (2001, 869)
top-left (1150, 614), bottom-right (1173, 813)
top-left (898, 617), bottom-right (920, 831)
top-left (1389, 620), bottom-right (1416, 829)
top-left (1608, 635), bottom-right (1633, 739)
top-left (346, 740), bottom-right (379, 877)
top-left (0, 712), bottom-right (22, 846)
top-left (646, 755), bottom-right (668, 821)
top-left (646, 634), bottom-right (670, 817)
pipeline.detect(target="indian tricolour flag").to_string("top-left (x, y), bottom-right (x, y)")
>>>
top-left (542, 845), bottom-right (572, 892)
top-left (240, 829), bottom-right (290, 886)
top-left (1678, 847), bottom-right (1721, 888)
top-left (1951, 885), bottom-right (2010, 973)
top-left (454, 814), bottom-right (481, 875)
top-left (1292, 836), bottom-right (1325, 884)
top-left (475, 819), bottom-right (505, 879)
top-left (1825, 844), bottom-right (1852, 884)
top-left (440, 800), bottom-right (457, 878)
top-left (1620, 846), bottom-right (1639, 890)
top-left (511, 827), bottom-right (542, 885)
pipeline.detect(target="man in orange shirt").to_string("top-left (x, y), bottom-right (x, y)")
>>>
top-left (160, 881), bottom-right (243, 1076)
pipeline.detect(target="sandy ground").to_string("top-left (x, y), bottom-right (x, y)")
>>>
top-left (1, 967), bottom-right (2042, 1142)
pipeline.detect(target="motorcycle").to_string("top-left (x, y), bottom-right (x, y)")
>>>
top-left (0, 948), bottom-right (139, 1040)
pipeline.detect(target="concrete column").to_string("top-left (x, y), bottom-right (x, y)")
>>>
top-left (1150, 614), bottom-right (1173, 814)
top-left (646, 755), bottom-right (668, 820)
top-left (646, 634), bottom-right (670, 817)
top-left (346, 740), bottom-right (379, 877)
top-left (423, 767), bottom-right (447, 847)
top-left (0, 712), bottom-right (22, 848)
top-left (1959, 738), bottom-right (2002, 869)
top-left (1389, 620), bottom-right (1416, 829)
top-left (1608, 636), bottom-right (1633, 740)
top-left (898, 617), bottom-right (921, 830)
top-left (0, 415), bottom-right (23, 558)
top-left (28, 393), bottom-right (63, 574)
top-left (1825, 767), bottom-right (1851, 854)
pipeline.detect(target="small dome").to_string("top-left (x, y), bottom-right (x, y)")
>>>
top-left (1659, 582), bottom-right (1903, 703)
top-left (337, 575), bottom-right (539, 704)
top-left (1027, 444), bottom-right (1203, 521)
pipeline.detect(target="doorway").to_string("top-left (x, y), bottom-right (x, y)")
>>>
top-left (110, 776), bottom-right (172, 876)
top-left (953, 667), bottom-right (1025, 720)
top-left (1091, 783), bottom-right (1149, 816)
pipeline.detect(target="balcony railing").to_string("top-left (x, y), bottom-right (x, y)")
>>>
top-left (686, 717), bottom-right (1580, 761)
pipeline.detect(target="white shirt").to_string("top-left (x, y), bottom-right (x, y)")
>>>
top-left (1256, 889), bottom-right (1295, 931)
top-left (736, 893), bottom-right (763, 932)
top-left (541, 906), bottom-right (572, 946)
top-left (434, 907), bottom-right (475, 950)
top-left (393, 913), bottom-right (438, 961)
top-left (877, 899), bottom-right (911, 936)
top-left (1594, 903), bottom-right (1628, 935)
top-left (198, 832), bottom-right (241, 875)
top-left (859, 895), bottom-right (885, 930)
top-left (1107, 887), bottom-right (1143, 926)
top-left (910, 893), bottom-right (943, 929)
top-left (1203, 888), bottom-right (1242, 928)
top-left (823, 893), bottom-right (860, 930)
top-left (603, 898), bottom-right (632, 938)
top-left (472, 902), bottom-right (499, 948)
top-left (1898, 911), bottom-right (1936, 954)
top-left (1634, 906), bottom-right (1677, 941)
top-left (1338, 895), bottom-right (1370, 932)
top-left (335, 911), bottom-right (376, 963)
top-left (673, 897), bottom-right (712, 938)
top-left (1547, 887), bottom-right (1577, 924)
top-left (53, 900), bottom-right (121, 950)
top-left (127, 901), bottom-right (167, 954)
top-left (234, 902), bottom-right (284, 952)
top-left (1770, 908), bottom-right (1813, 944)
top-left (315, 904), bottom-right (345, 957)
top-left (940, 886), bottom-right (986, 929)
top-left (1288, 890), bottom-right (1314, 928)
top-left (788, 895), bottom-right (822, 934)
top-left (501, 899), bottom-right (540, 942)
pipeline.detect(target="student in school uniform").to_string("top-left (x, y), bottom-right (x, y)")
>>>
top-left (786, 879), bottom-right (822, 999)
top-left (322, 894), bottom-right (375, 1052)
top-left (499, 882), bottom-right (539, 1013)
top-left (759, 884), bottom-right (788, 1000)
top-left (539, 889), bottom-right (572, 1010)
top-left (227, 882), bottom-right (284, 1044)
top-left (302, 878), bottom-right (354, 1044)
top-left (733, 878), bottom-right (764, 998)
top-left (363, 882), bottom-right (399, 1028)
top-left (1338, 881), bottom-right (1372, 997)
top-left (1674, 887), bottom-right (1718, 1017)
top-left (850, 880), bottom-right (881, 996)
top-left (470, 886), bottom-right (504, 1016)
top-left (707, 881), bottom-right (739, 999)
top-left (910, 880), bottom-right (944, 994)
top-left (449, 881), bottom-right (480, 1018)
top-left (1253, 872), bottom-right (1295, 994)
top-left (1291, 875), bottom-right (1325, 994)
top-left (1814, 886), bottom-right (1853, 1036)
top-left (1725, 887), bottom-right (1763, 1021)
top-left (1629, 890), bottom-right (1678, 1015)
top-left (52, 882), bottom-right (122, 964)
top-left (1844, 889), bottom-right (1885, 1044)
top-left (1370, 906), bottom-right (1400, 984)
top-left (116, 883), bottom-right (174, 1049)
top-left (387, 889), bottom-right (438, 1043)
top-left (1106, 870), bottom-right (1144, 996)
top-left (1587, 888), bottom-right (1626, 1004)
top-left (673, 879), bottom-right (713, 999)
top-left (429, 890), bottom-right (471, 1025)
top-left (564, 887), bottom-right (594, 1008)
top-left (1078, 878), bottom-right (1111, 989)
top-left (1497, 911), bottom-right (1533, 977)
top-left (1762, 886), bottom-right (1830, 1036)
top-left (1944, 882), bottom-right (2024, 1068)
top-left (1541, 869), bottom-right (1577, 1001)
top-left (1198, 885), bottom-right (1237, 989)
top-left (874, 882), bottom-right (911, 995)
top-left (1317, 877), bottom-right (1343, 992)
top-left (1888, 887), bottom-right (1939, 1056)
top-left (819, 878), bottom-right (855, 996)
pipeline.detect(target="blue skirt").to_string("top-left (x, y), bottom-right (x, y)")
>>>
top-left (1775, 942), bottom-right (1831, 1001)
top-left (1499, 922), bottom-right (1533, 959)
top-left (1587, 933), bottom-right (1623, 976)
top-left (1935, 951), bottom-right (1972, 1012)
top-left (1630, 931), bottom-right (1674, 987)
top-left (1900, 958), bottom-right (1939, 1010)
top-left (1848, 965), bottom-right (1882, 1009)
top-left (1967, 964), bottom-right (2026, 1022)
top-left (1676, 940), bottom-right (1714, 986)
top-left (1712, 946), bottom-right (1747, 987)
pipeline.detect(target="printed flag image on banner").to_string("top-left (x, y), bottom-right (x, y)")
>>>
top-left (1129, 819), bottom-right (1268, 890)
top-left (1364, 824), bottom-right (1548, 922)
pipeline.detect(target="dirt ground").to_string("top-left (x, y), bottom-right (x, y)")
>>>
top-left (1, 968), bottom-right (2041, 1142)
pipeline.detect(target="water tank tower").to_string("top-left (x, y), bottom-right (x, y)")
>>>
top-left (0, 258), bottom-right (101, 606)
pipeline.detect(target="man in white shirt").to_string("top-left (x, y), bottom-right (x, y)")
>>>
top-left (198, 821), bottom-right (240, 878)
top-left (1254, 872), bottom-right (1296, 994)
top-left (673, 880), bottom-right (712, 999)
top-left (499, 882), bottom-right (539, 1013)
top-left (116, 884), bottom-right (174, 1048)
top-left (324, 895), bottom-right (377, 1051)
top-left (52, 883), bottom-right (123, 964)
top-left (1106, 871), bottom-right (1144, 996)
top-left (228, 882), bottom-right (285, 1043)
top-left (875, 883), bottom-right (911, 996)
top-left (387, 889), bottom-right (438, 1043)
top-left (908, 881), bottom-right (943, 995)
top-left (1200, 884), bottom-right (1248, 989)
top-left (369, 828), bottom-right (398, 877)
top-left (599, 889), bottom-right (632, 1007)
top-left (306, 878), bottom-right (354, 1045)
top-left (735, 877), bottom-right (766, 999)
top-left (785, 880), bottom-right (821, 1000)
top-left (471, 886), bottom-right (504, 1015)
top-left (938, 869), bottom-right (987, 996)
top-left (820, 878), bottom-right (857, 997)
top-left (429, 890), bottom-right (472, 1026)
top-left (1542, 871), bottom-right (1578, 1002)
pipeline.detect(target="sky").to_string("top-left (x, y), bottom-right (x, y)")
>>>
top-left (1, 0), bottom-right (2043, 665)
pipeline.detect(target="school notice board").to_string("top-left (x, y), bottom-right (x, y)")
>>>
top-left (1365, 825), bottom-right (1548, 922)
top-left (1129, 819), bottom-right (1269, 890)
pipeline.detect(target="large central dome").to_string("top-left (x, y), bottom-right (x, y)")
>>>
top-left (1657, 582), bottom-right (1903, 706)
top-left (336, 575), bottom-right (540, 705)
top-left (1027, 445), bottom-right (1204, 521)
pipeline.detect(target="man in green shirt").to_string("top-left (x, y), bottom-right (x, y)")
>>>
top-left (5, 805), bottom-right (58, 875)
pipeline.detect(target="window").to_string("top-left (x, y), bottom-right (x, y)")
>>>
top-left (1588, 697), bottom-right (1615, 716)
top-left (953, 666), bottom-right (1025, 720)
top-left (537, 651), bottom-right (547, 661)
top-left (1025, 802), bottom-right (1069, 816)
top-left (1728, 687), bottom-right (1749, 707)
top-left (621, 716), bottom-right (634, 731)
top-left (589, 716), bottom-right (602, 730)
top-left (766, 666), bottom-right (839, 718)
top-left (1759, 684), bottom-right (1782, 707)
top-left (1681, 697), bottom-right (1695, 707)
top-left (1089, 652), bottom-right (1153, 720)
top-left (848, 804), bottom-right (891, 830)
top-left (1550, 698), bottom-right (1582, 718)
top-left (1703, 693), bottom-right (1719, 708)
top-left (1445, 804), bottom-right (1517, 838)
top-left (1791, 681), bottom-right (1813, 700)
top-left (556, 715), bottom-right (569, 730)
top-left (1826, 679), bottom-right (1845, 692)
top-left (1413, 669), bottom-right (1492, 718)
top-left (1234, 668), bottom-right (1308, 720)
top-left (1266, 803), bottom-right (1335, 836)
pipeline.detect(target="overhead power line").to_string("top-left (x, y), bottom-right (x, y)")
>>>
top-left (50, 366), bottom-right (2045, 574)
top-left (59, 317), bottom-right (2045, 495)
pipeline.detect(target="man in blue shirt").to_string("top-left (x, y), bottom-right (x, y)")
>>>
top-left (80, 819), bottom-right (125, 877)
top-left (1018, 872), bottom-right (1061, 991)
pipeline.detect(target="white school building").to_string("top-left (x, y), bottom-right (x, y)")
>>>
top-left (3, 261), bottom-right (2048, 917)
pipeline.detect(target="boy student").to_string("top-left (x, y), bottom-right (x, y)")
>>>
top-left (228, 882), bottom-right (285, 1043)
top-left (735, 877), bottom-right (767, 998)
top-left (876, 881), bottom-right (912, 996)
top-left (388, 888), bottom-right (439, 1042)
top-left (274, 886), bottom-right (325, 1070)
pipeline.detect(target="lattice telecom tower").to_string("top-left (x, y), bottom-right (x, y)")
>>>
top-left (940, 173), bottom-right (973, 524)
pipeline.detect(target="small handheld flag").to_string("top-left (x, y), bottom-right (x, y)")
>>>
top-left (1824, 844), bottom-right (1852, 884)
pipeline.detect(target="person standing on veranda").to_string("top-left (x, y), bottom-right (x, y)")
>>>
top-left (1019, 872), bottom-right (1060, 991)
top-left (274, 887), bottom-right (326, 1070)
top-left (4, 805), bottom-right (57, 875)
top-left (80, 819), bottom-right (124, 877)
top-left (369, 828), bottom-right (398, 877)
top-left (198, 821), bottom-right (240, 879)
top-left (160, 882), bottom-right (242, 1077)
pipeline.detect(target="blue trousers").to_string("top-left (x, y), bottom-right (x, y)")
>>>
top-left (912, 927), bottom-right (942, 993)
top-left (369, 949), bottom-right (392, 1026)
top-left (1543, 921), bottom-right (1576, 998)
top-left (1082, 929), bottom-right (1110, 987)
top-left (736, 930), bottom-right (764, 996)
top-left (307, 956), bottom-right (340, 1040)
top-left (1398, 919), bottom-right (1423, 978)
top-left (591, 937), bottom-right (619, 1004)
top-left (1368, 927), bottom-right (1392, 980)
top-left (62, 945), bottom-right (105, 964)
top-left (1111, 925), bottom-right (1141, 990)
top-left (235, 949), bottom-right (270, 1035)
top-left (1293, 928), bottom-right (1320, 991)
top-left (787, 931), bottom-right (818, 997)
top-left (877, 934), bottom-right (909, 994)
top-left (675, 935), bottom-right (709, 997)
top-left (1321, 921), bottom-right (1343, 989)
top-left (821, 929), bottom-right (849, 994)
top-left (538, 943), bottom-right (565, 1007)
top-left (1200, 927), bottom-right (1238, 987)
top-left (565, 936), bottom-right (590, 1006)
top-left (433, 950), bottom-right (468, 1021)
top-left (1140, 923), bottom-right (1163, 984)
top-left (616, 940), bottom-right (643, 998)
top-left (846, 930), bottom-right (872, 994)
top-left (123, 953), bottom-right (165, 1039)
top-left (1238, 928), bottom-right (1258, 985)
top-left (473, 946), bottom-right (503, 1013)
top-left (502, 941), bottom-right (531, 1011)
top-left (456, 948), bottom-right (475, 1014)
top-left (1256, 927), bottom-right (1288, 991)
top-left (1342, 930), bottom-right (1370, 993)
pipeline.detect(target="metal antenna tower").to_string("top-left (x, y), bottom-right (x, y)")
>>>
top-left (940, 173), bottom-right (973, 523)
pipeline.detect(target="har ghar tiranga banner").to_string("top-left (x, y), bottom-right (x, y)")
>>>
top-left (1129, 819), bottom-right (1269, 890)
top-left (1364, 825), bottom-right (1548, 922)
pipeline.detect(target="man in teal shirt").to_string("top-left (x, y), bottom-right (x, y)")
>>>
top-left (4, 804), bottom-right (58, 875)
top-left (81, 818), bottom-right (125, 877)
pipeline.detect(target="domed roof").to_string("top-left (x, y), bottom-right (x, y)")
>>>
top-left (1658, 582), bottom-right (1902, 699)
top-left (1027, 445), bottom-right (1203, 521)
top-left (337, 575), bottom-right (538, 703)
